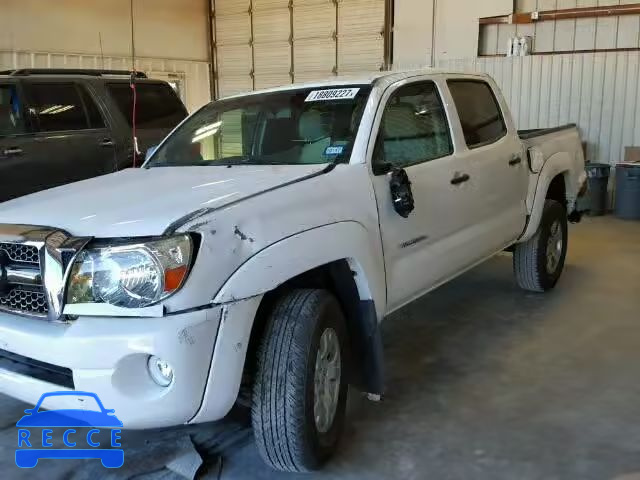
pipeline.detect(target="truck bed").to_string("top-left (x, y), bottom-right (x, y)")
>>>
top-left (518, 123), bottom-right (585, 216)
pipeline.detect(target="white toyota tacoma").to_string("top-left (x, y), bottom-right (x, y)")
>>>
top-left (0, 70), bottom-right (586, 472)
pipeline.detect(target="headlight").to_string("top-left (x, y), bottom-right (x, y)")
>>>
top-left (66, 235), bottom-right (193, 308)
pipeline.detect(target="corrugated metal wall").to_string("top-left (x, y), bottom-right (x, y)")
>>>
top-left (438, 52), bottom-right (640, 165)
top-left (0, 49), bottom-right (211, 112)
top-left (481, 1), bottom-right (640, 55)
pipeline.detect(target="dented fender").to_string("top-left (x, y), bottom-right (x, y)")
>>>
top-left (212, 221), bottom-right (386, 318)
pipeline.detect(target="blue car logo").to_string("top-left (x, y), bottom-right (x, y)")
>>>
top-left (16, 391), bottom-right (124, 468)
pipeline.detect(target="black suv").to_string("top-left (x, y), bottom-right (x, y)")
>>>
top-left (0, 69), bottom-right (188, 202)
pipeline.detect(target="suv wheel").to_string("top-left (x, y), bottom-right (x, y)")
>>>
top-left (514, 199), bottom-right (568, 292)
top-left (252, 289), bottom-right (348, 472)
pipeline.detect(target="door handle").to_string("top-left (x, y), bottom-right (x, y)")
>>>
top-left (2, 147), bottom-right (23, 156)
top-left (450, 173), bottom-right (470, 185)
top-left (99, 138), bottom-right (115, 147)
top-left (509, 156), bottom-right (522, 166)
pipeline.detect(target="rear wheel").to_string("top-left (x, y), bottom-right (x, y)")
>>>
top-left (252, 289), bottom-right (348, 472)
top-left (514, 199), bottom-right (568, 292)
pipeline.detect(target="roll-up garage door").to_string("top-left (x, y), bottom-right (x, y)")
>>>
top-left (253, 0), bottom-right (292, 90)
top-left (214, 0), bottom-right (253, 97)
top-left (338, 0), bottom-right (385, 76)
top-left (212, 0), bottom-right (386, 99)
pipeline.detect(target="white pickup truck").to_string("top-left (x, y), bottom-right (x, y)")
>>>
top-left (0, 70), bottom-right (585, 472)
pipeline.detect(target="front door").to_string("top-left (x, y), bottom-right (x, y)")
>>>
top-left (370, 79), bottom-right (476, 311)
top-left (21, 80), bottom-right (116, 190)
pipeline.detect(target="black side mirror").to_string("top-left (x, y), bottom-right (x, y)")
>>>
top-left (389, 168), bottom-right (415, 218)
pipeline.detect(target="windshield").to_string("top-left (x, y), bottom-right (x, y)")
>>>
top-left (147, 85), bottom-right (371, 167)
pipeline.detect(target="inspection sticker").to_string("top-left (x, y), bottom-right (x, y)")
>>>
top-left (305, 88), bottom-right (360, 102)
top-left (324, 145), bottom-right (345, 156)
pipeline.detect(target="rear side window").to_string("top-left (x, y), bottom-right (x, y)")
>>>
top-left (24, 83), bottom-right (89, 132)
top-left (107, 82), bottom-right (186, 129)
top-left (447, 80), bottom-right (507, 148)
top-left (0, 84), bottom-right (25, 136)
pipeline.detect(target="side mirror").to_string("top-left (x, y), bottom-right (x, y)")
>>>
top-left (145, 145), bottom-right (158, 162)
top-left (389, 168), bottom-right (415, 218)
top-left (373, 160), bottom-right (392, 175)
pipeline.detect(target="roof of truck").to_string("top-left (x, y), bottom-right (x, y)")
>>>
top-left (221, 68), bottom-right (488, 100)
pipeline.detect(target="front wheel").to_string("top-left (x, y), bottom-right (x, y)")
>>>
top-left (252, 289), bottom-right (348, 472)
top-left (514, 199), bottom-right (568, 292)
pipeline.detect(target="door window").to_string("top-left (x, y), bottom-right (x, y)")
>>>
top-left (78, 86), bottom-right (106, 129)
top-left (24, 83), bottom-right (89, 132)
top-left (375, 81), bottom-right (452, 171)
top-left (447, 80), bottom-right (507, 148)
top-left (0, 84), bottom-right (25, 136)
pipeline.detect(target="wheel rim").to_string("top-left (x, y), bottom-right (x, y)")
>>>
top-left (313, 327), bottom-right (341, 434)
top-left (546, 220), bottom-right (564, 274)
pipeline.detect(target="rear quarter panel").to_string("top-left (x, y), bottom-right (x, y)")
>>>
top-left (520, 126), bottom-right (585, 241)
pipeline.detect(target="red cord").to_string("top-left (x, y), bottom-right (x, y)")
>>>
top-left (131, 73), bottom-right (138, 167)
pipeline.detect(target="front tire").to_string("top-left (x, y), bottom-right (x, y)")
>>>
top-left (252, 289), bottom-right (348, 472)
top-left (514, 199), bottom-right (568, 292)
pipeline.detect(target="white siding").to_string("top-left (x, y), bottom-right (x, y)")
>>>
top-left (0, 0), bottom-right (212, 111)
top-left (0, 0), bottom-right (209, 61)
top-left (438, 52), bottom-right (640, 165)
top-left (487, 0), bottom-right (640, 55)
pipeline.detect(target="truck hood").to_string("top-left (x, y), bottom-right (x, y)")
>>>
top-left (0, 165), bottom-right (327, 237)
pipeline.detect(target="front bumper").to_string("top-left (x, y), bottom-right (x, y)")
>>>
top-left (0, 307), bottom-right (222, 429)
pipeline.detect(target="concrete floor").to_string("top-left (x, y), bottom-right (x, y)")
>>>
top-left (1, 216), bottom-right (639, 479)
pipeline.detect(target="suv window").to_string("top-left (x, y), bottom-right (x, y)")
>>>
top-left (375, 81), bottom-right (452, 170)
top-left (0, 84), bottom-right (25, 136)
top-left (24, 83), bottom-right (90, 132)
top-left (447, 80), bottom-right (507, 148)
top-left (107, 82), bottom-right (186, 129)
top-left (78, 85), bottom-right (105, 129)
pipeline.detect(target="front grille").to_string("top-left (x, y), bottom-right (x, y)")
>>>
top-left (0, 288), bottom-right (48, 316)
top-left (0, 241), bottom-right (47, 317)
top-left (0, 348), bottom-right (74, 389)
top-left (0, 243), bottom-right (39, 264)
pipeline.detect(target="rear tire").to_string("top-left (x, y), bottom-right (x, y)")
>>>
top-left (252, 289), bottom-right (348, 472)
top-left (514, 199), bottom-right (568, 292)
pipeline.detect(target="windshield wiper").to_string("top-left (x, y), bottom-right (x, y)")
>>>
top-left (214, 155), bottom-right (258, 166)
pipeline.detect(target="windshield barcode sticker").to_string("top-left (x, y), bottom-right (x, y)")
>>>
top-left (305, 88), bottom-right (360, 102)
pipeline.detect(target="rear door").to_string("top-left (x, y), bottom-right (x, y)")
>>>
top-left (370, 78), bottom-right (477, 311)
top-left (21, 80), bottom-right (116, 188)
top-left (446, 78), bottom-right (528, 255)
top-left (105, 81), bottom-right (188, 161)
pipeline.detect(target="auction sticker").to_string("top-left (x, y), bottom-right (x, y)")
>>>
top-left (305, 88), bottom-right (360, 102)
